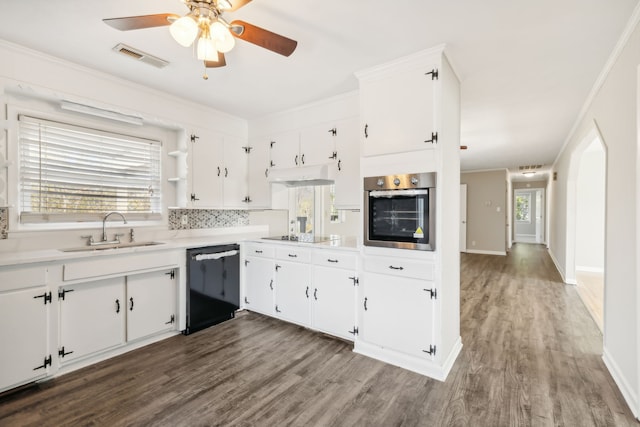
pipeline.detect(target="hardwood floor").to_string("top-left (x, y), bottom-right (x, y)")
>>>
top-left (576, 270), bottom-right (604, 332)
top-left (0, 243), bottom-right (636, 426)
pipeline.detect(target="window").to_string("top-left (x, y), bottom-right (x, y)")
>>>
top-left (19, 115), bottom-right (162, 224)
top-left (515, 193), bottom-right (531, 222)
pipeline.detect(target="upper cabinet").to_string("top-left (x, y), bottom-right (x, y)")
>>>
top-left (332, 118), bottom-right (360, 209)
top-left (357, 51), bottom-right (440, 157)
top-left (245, 138), bottom-right (272, 209)
top-left (188, 129), bottom-right (248, 209)
top-left (268, 130), bottom-right (300, 170)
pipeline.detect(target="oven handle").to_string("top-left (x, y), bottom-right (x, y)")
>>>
top-left (369, 189), bottom-right (430, 198)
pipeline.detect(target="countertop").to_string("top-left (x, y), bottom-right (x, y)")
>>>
top-left (0, 233), bottom-right (359, 267)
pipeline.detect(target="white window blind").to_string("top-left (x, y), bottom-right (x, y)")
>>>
top-left (19, 115), bottom-right (162, 223)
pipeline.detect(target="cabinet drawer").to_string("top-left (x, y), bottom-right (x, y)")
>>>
top-left (363, 255), bottom-right (434, 280)
top-left (313, 251), bottom-right (357, 270)
top-left (275, 247), bottom-right (312, 263)
top-left (244, 243), bottom-right (275, 258)
top-left (0, 265), bottom-right (48, 292)
top-left (63, 251), bottom-right (179, 281)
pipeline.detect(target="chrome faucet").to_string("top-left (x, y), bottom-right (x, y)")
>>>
top-left (102, 211), bottom-right (127, 242)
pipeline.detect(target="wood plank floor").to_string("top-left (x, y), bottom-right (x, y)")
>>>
top-left (0, 243), bottom-right (636, 426)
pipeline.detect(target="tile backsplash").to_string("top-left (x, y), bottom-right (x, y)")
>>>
top-left (169, 209), bottom-right (249, 230)
top-left (0, 207), bottom-right (7, 239)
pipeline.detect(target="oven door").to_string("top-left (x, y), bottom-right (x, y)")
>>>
top-left (365, 189), bottom-right (434, 250)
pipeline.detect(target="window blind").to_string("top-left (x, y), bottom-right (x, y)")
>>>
top-left (19, 115), bottom-right (162, 223)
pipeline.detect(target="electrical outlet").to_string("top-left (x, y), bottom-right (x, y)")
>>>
top-left (181, 214), bottom-right (188, 226)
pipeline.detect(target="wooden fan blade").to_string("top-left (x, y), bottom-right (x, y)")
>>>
top-left (227, 0), bottom-right (252, 12)
top-left (230, 20), bottom-right (297, 57)
top-left (205, 52), bottom-right (227, 68)
top-left (103, 14), bottom-right (178, 31)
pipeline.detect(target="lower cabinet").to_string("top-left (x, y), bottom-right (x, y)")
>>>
top-left (59, 277), bottom-right (126, 363)
top-left (127, 270), bottom-right (177, 342)
top-left (274, 260), bottom-right (311, 327)
top-left (312, 265), bottom-right (357, 341)
top-left (58, 269), bottom-right (178, 364)
top-left (0, 285), bottom-right (50, 391)
top-left (360, 271), bottom-right (435, 358)
top-left (244, 256), bottom-right (275, 315)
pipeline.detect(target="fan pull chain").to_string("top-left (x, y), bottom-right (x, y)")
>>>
top-left (203, 62), bottom-right (209, 80)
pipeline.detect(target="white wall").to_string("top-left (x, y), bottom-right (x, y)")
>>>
top-left (549, 8), bottom-right (640, 416)
top-left (575, 143), bottom-right (606, 272)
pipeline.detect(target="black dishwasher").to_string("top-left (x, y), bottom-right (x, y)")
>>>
top-left (184, 244), bottom-right (240, 335)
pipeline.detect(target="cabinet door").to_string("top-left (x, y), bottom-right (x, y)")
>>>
top-left (190, 129), bottom-right (224, 207)
top-left (223, 135), bottom-right (249, 208)
top-left (274, 261), bottom-right (311, 327)
top-left (269, 130), bottom-right (300, 170)
top-left (313, 266), bottom-right (356, 341)
top-left (333, 118), bottom-right (360, 209)
top-left (0, 286), bottom-right (49, 391)
top-left (299, 123), bottom-right (336, 167)
top-left (360, 66), bottom-right (436, 157)
top-left (361, 272), bottom-right (434, 357)
top-left (246, 138), bottom-right (271, 208)
top-left (127, 269), bottom-right (177, 342)
top-left (244, 256), bottom-right (275, 315)
top-left (59, 277), bottom-right (125, 363)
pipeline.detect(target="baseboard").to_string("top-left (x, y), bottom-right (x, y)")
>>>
top-left (465, 249), bottom-right (507, 256)
top-left (603, 348), bottom-right (639, 419)
top-left (576, 266), bottom-right (605, 274)
top-left (547, 248), bottom-right (576, 284)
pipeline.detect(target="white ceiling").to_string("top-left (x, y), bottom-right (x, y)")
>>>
top-left (0, 0), bottom-right (637, 174)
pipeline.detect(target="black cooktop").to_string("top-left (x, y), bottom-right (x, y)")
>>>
top-left (261, 235), bottom-right (336, 243)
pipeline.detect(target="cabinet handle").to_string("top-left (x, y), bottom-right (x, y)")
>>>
top-left (364, 124), bottom-right (368, 138)
top-left (269, 279), bottom-right (274, 290)
top-left (244, 296), bottom-right (250, 304)
top-left (129, 297), bottom-right (134, 311)
top-left (294, 155), bottom-right (298, 166)
top-left (265, 168), bottom-right (269, 178)
top-left (115, 299), bottom-right (120, 313)
top-left (301, 154), bottom-right (305, 165)
top-left (327, 259), bottom-right (338, 263)
top-left (255, 250), bottom-right (263, 254)
top-left (337, 159), bottom-right (341, 171)
top-left (288, 254), bottom-right (297, 258)
top-left (364, 297), bottom-right (368, 311)
top-left (313, 288), bottom-right (318, 301)
top-left (306, 286), bottom-right (309, 298)
top-left (389, 265), bottom-right (404, 270)
top-left (275, 305), bottom-right (281, 313)
top-left (225, 167), bottom-right (228, 177)
top-left (217, 166), bottom-right (221, 177)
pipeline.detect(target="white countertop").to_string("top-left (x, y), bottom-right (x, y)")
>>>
top-left (0, 232), bottom-right (360, 267)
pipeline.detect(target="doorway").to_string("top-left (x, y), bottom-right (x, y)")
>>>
top-left (514, 188), bottom-right (545, 244)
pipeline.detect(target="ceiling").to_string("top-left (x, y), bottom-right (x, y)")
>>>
top-left (0, 0), bottom-right (637, 176)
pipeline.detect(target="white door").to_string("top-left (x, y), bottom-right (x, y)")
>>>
top-left (223, 136), bottom-right (249, 208)
top-left (361, 272), bottom-right (434, 358)
top-left (535, 189), bottom-right (544, 243)
top-left (275, 261), bottom-right (311, 327)
top-left (312, 266), bottom-right (357, 341)
top-left (127, 270), bottom-right (177, 342)
top-left (0, 286), bottom-right (49, 391)
top-left (460, 184), bottom-right (467, 252)
top-left (244, 256), bottom-right (275, 315)
top-left (59, 277), bottom-right (125, 363)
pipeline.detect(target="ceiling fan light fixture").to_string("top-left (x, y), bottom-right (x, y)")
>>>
top-left (217, 0), bottom-right (233, 10)
top-left (170, 15), bottom-right (198, 47)
top-left (197, 35), bottom-right (219, 61)
top-left (210, 21), bottom-right (235, 53)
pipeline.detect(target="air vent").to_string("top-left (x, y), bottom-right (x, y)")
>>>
top-left (518, 164), bottom-right (543, 171)
top-left (112, 43), bottom-right (169, 69)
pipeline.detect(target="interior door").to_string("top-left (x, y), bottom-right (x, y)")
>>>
top-left (535, 189), bottom-right (544, 243)
top-left (460, 184), bottom-right (467, 252)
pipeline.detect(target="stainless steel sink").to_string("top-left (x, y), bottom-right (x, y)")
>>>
top-left (60, 241), bottom-right (166, 252)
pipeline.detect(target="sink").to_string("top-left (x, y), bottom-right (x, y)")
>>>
top-left (60, 241), bottom-right (166, 252)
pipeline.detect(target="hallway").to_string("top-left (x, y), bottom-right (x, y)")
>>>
top-left (0, 244), bottom-right (635, 426)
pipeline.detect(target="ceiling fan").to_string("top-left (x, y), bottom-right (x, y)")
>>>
top-left (103, 0), bottom-right (297, 79)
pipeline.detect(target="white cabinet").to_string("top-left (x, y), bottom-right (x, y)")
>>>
top-left (246, 139), bottom-right (271, 208)
top-left (0, 285), bottom-right (50, 391)
top-left (274, 247), bottom-right (311, 326)
top-left (127, 269), bottom-right (177, 342)
top-left (360, 272), bottom-right (435, 358)
top-left (269, 130), bottom-right (300, 170)
top-left (357, 55), bottom-right (438, 157)
top-left (299, 123), bottom-right (339, 167)
top-left (244, 256), bottom-right (275, 316)
top-left (189, 129), bottom-right (248, 208)
top-left (58, 277), bottom-right (126, 363)
top-left (332, 118), bottom-right (360, 209)
top-left (312, 250), bottom-right (357, 341)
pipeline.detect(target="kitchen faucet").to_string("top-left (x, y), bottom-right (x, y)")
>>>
top-left (102, 211), bottom-right (127, 242)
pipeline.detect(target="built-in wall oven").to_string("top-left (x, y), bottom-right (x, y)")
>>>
top-left (364, 172), bottom-right (436, 251)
